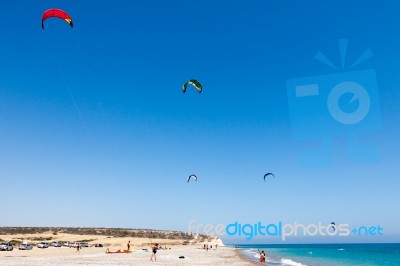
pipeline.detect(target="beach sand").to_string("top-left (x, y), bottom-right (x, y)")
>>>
top-left (0, 232), bottom-right (256, 265)
top-left (0, 246), bottom-right (256, 265)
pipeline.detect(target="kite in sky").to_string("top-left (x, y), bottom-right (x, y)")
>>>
top-left (182, 80), bottom-right (202, 93)
top-left (187, 174), bottom-right (198, 183)
top-left (330, 222), bottom-right (336, 231)
top-left (263, 173), bottom-right (275, 181)
top-left (42, 9), bottom-right (73, 29)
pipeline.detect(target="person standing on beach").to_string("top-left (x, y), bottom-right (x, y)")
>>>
top-left (127, 240), bottom-right (131, 251)
top-left (150, 243), bottom-right (159, 262)
top-left (259, 250), bottom-right (266, 263)
top-left (76, 244), bottom-right (80, 253)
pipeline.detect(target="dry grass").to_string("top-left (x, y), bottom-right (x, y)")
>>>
top-left (0, 227), bottom-right (209, 241)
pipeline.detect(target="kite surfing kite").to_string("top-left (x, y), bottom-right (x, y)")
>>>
top-left (105, 248), bottom-right (134, 254)
top-left (42, 9), bottom-right (73, 29)
top-left (330, 222), bottom-right (336, 231)
top-left (187, 174), bottom-right (197, 183)
top-left (263, 173), bottom-right (275, 181)
top-left (182, 80), bottom-right (202, 93)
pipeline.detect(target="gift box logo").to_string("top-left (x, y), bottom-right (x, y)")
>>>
top-left (287, 39), bottom-right (381, 166)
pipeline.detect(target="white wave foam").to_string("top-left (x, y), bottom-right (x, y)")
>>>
top-left (240, 249), bottom-right (260, 259)
top-left (281, 258), bottom-right (308, 266)
top-left (337, 248), bottom-right (345, 251)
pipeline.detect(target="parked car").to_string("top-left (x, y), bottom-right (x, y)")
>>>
top-left (95, 243), bottom-right (103, 248)
top-left (37, 242), bottom-right (49, 248)
top-left (79, 242), bottom-right (90, 248)
top-left (51, 241), bottom-right (62, 247)
top-left (63, 242), bottom-right (70, 247)
top-left (0, 242), bottom-right (13, 251)
top-left (19, 243), bottom-right (33, 250)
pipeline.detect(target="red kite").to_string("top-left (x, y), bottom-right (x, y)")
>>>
top-left (42, 9), bottom-right (73, 29)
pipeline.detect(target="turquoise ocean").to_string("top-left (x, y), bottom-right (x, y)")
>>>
top-left (236, 244), bottom-right (400, 266)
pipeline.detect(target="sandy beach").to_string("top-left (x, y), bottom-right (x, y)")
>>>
top-left (0, 246), bottom-right (256, 266)
top-left (0, 230), bottom-right (256, 265)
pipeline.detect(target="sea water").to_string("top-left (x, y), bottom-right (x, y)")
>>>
top-left (237, 244), bottom-right (400, 266)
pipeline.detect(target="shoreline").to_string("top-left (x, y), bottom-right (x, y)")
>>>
top-left (234, 249), bottom-right (260, 265)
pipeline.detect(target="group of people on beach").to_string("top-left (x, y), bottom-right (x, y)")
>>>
top-left (127, 240), bottom-right (159, 262)
top-left (128, 240), bottom-right (159, 262)
top-left (202, 243), bottom-right (218, 251)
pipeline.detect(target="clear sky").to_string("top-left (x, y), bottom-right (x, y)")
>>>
top-left (0, 1), bottom-right (399, 244)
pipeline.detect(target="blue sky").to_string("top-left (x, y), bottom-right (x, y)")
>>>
top-left (0, 1), bottom-right (399, 244)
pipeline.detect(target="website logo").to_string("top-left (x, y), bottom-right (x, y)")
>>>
top-left (187, 219), bottom-right (384, 241)
top-left (286, 39), bottom-right (381, 166)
